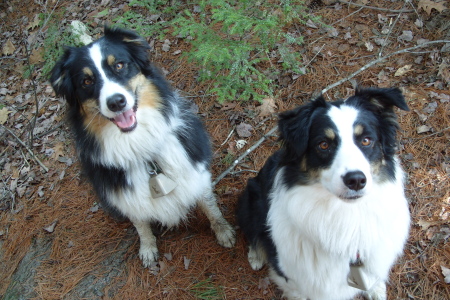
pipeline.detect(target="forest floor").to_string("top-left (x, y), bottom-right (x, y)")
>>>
top-left (0, 0), bottom-right (449, 299)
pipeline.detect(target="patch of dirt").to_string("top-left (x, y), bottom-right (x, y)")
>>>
top-left (1, 0), bottom-right (449, 299)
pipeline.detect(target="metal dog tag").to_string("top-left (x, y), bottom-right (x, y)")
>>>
top-left (347, 263), bottom-right (379, 291)
top-left (150, 173), bottom-right (177, 198)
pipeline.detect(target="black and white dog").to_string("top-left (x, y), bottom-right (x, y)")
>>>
top-left (50, 27), bottom-right (235, 267)
top-left (237, 88), bottom-right (410, 300)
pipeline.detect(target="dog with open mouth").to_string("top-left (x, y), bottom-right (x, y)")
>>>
top-left (50, 27), bottom-right (235, 267)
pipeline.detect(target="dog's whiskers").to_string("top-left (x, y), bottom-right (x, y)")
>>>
top-left (84, 109), bottom-right (101, 131)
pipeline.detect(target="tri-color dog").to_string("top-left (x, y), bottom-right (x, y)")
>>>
top-left (50, 27), bottom-right (235, 267)
top-left (237, 87), bottom-right (410, 300)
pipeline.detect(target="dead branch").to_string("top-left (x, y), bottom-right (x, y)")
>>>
top-left (337, 0), bottom-right (414, 13)
top-left (212, 125), bottom-right (278, 187)
top-left (2, 126), bottom-right (49, 173)
top-left (322, 40), bottom-right (450, 94)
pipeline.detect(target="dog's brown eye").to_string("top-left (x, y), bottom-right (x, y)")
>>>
top-left (84, 78), bottom-right (93, 86)
top-left (361, 137), bottom-right (371, 146)
top-left (116, 62), bottom-right (124, 70)
top-left (318, 141), bottom-right (329, 150)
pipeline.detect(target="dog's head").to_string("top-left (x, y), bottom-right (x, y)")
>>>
top-left (50, 26), bottom-right (162, 133)
top-left (278, 87), bottom-right (409, 201)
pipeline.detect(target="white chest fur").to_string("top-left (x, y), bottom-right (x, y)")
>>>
top-left (267, 166), bottom-right (410, 300)
top-left (96, 107), bottom-right (211, 225)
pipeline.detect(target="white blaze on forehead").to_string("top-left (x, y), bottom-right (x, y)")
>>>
top-left (327, 105), bottom-right (359, 144)
top-left (321, 104), bottom-right (373, 197)
top-left (88, 44), bottom-right (135, 118)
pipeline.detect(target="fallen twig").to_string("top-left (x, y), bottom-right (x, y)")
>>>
top-left (377, 2), bottom-right (406, 58)
top-left (322, 40), bottom-right (450, 94)
top-left (212, 125), bottom-right (278, 187)
top-left (220, 126), bottom-right (235, 147)
top-left (2, 126), bottom-right (49, 173)
top-left (415, 126), bottom-right (450, 140)
top-left (338, 0), bottom-right (414, 13)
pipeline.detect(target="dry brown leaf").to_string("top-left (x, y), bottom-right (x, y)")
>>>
top-left (438, 59), bottom-right (450, 84)
top-left (426, 226), bottom-right (439, 240)
top-left (220, 102), bottom-right (237, 111)
top-left (43, 220), bottom-right (58, 233)
top-left (417, 125), bottom-right (432, 134)
top-left (2, 39), bottom-right (15, 56)
top-left (236, 123), bottom-right (253, 138)
top-left (27, 14), bottom-right (40, 30)
top-left (50, 143), bottom-right (65, 160)
top-left (395, 65), bottom-right (413, 77)
top-left (418, 0), bottom-right (448, 15)
top-left (30, 48), bottom-right (44, 65)
top-left (441, 266), bottom-right (450, 283)
top-left (0, 107), bottom-right (11, 124)
top-left (417, 219), bottom-right (440, 230)
top-left (227, 140), bottom-right (236, 155)
top-left (257, 98), bottom-right (276, 118)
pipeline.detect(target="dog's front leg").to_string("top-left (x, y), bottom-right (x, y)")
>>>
top-left (132, 220), bottom-right (158, 267)
top-left (198, 191), bottom-right (236, 248)
top-left (248, 242), bottom-right (267, 270)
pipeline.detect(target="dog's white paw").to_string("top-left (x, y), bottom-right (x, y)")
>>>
top-left (364, 282), bottom-right (387, 300)
top-left (212, 221), bottom-right (236, 248)
top-left (248, 246), bottom-right (266, 270)
top-left (139, 244), bottom-right (159, 268)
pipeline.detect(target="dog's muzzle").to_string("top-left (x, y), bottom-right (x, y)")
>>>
top-left (107, 93), bottom-right (137, 132)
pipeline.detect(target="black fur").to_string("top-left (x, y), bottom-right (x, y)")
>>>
top-left (237, 87), bottom-right (409, 280)
top-left (50, 26), bottom-right (211, 218)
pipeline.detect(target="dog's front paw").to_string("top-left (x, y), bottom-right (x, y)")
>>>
top-left (248, 245), bottom-right (266, 270)
top-left (213, 221), bottom-right (236, 248)
top-left (139, 244), bottom-right (159, 268)
top-left (364, 282), bottom-right (387, 300)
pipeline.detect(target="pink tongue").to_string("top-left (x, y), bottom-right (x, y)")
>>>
top-left (113, 109), bottom-right (136, 129)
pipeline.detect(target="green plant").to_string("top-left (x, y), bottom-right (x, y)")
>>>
top-left (171, 0), bottom-right (319, 102)
top-left (190, 278), bottom-right (223, 300)
top-left (221, 153), bottom-right (235, 166)
top-left (113, 0), bottom-right (181, 38)
top-left (37, 11), bottom-right (85, 78)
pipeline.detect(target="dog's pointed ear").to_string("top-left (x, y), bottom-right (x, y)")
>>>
top-left (355, 87), bottom-right (409, 112)
top-left (104, 26), bottom-right (148, 47)
top-left (278, 96), bottom-right (327, 157)
top-left (352, 87), bottom-right (409, 158)
top-left (104, 26), bottom-right (151, 69)
top-left (50, 47), bottom-right (77, 106)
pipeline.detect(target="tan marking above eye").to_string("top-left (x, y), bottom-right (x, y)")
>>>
top-left (107, 55), bottom-right (115, 65)
top-left (82, 67), bottom-right (93, 76)
top-left (354, 124), bottom-right (364, 135)
top-left (324, 128), bottom-right (335, 140)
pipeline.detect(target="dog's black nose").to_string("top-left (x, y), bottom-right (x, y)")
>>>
top-left (343, 171), bottom-right (366, 191)
top-left (107, 94), bottom-right (127, 112)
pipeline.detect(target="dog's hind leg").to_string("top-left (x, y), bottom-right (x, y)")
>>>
top-left (132, 220), bottom-right (159, 267)
top-left (198, 191), bottom-right (236, 248)
top-left (248, 242), bottom-right (267, 270)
